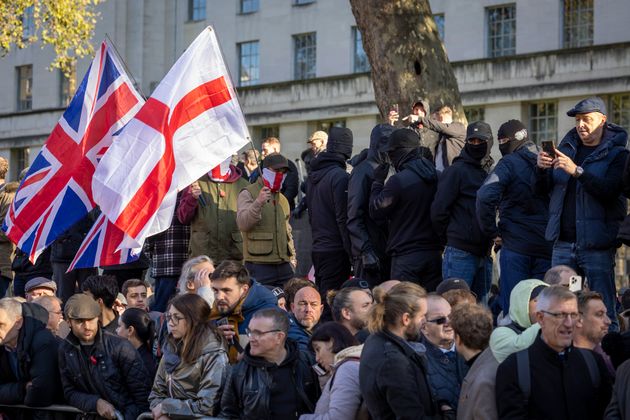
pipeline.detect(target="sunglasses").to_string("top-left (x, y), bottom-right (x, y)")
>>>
top-left (426, 316), bottom-right (449, 325)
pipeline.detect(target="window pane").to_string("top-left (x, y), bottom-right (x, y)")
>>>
top-left (294, 33), bottom-right (316, 80)
top-left (22, 6), bottom-right (34, 39)
top-left (433, 14), bottom-right (445, 41)
top-left (17, 65), bottom-right (33, 111)
top-left (240, 0), bottom-right (259, 13)
top-left (238, 41), bottom-right (259, 86)
top-left (464, 107), bottom-right (485, 122)
top-left (352, 27), bottom-right (370, 73)
top-left (316, 119), bottom-right (346, 133)
top-left (563, 0), bottom-right (593, 48)
top-left (189, 0), bottom-right (206, 21)
top-left (487, 4), bottom-right (516, 58)
top-left (60, 66), bottom-right (76, 107)
top-left (529, 101), bottom-right (557, 145)
top-left (260, 125), bottom-right (279, 139)
top-left (611, 94), bottom-right (630, 130)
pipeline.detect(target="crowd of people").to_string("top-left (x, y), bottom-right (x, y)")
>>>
top-left (1, 95), bottom-right (630, 419)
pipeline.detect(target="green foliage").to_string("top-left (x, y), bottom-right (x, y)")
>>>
top-left (0, 0), bottom-right (102, 77)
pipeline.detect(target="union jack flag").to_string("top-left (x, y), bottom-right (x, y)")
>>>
top-left (68, 212), bottom-right (139, 271)
top-left (3, 41), bottom-right (144, 263)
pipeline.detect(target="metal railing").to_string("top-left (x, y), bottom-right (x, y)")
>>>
top-left (0, 404), bottom-right (123, 419)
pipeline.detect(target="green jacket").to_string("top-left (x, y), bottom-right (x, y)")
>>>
top-left (236, 180), bottom-right (295, 264)
top-left (186, 173), bottom-right (248, 263)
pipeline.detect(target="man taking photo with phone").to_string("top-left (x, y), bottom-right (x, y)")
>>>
top-left (535, 97), bottom-right (628, 330)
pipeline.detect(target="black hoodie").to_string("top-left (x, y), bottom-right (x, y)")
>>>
top-left (431, 148), bottom-right (494, 257)
top-left (370, 152), bottom-right (442, 256)
top-left (306, 151), bottom-right (351, 255)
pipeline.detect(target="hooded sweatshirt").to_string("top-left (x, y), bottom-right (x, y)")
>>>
top-left (489, 279), bottom-right (548, 363)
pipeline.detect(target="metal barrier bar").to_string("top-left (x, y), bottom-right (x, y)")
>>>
top-left (0, 404), bottom-right (123, 419)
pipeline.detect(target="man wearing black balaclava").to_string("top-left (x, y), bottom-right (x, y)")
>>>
top-left (369, 129), bottom-right (442, 291)
top-left (476, 120), bottom-right (552, 315)
top-left (431, 121), bottom-right (494, 303)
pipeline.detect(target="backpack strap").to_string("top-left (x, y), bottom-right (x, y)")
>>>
top-left (515, 349), bottom-right (531, 403)
top-left (328, 356), bottom-right (360, 389)
top-left (575, 348), bottom-right (601, 389)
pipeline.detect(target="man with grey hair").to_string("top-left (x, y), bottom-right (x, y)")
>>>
top-left (33, 294), bottom-right (65, 336)
top-left (496, 285), bottom-right (612, 419)
top-left (0, 297), bottom-right (63, 411)
top-left (220, 307), bottom-right (320, 419)
top-left (543, 264), bottom-right (578, 287)
top-left (177, 255), bottom-right (215, 306)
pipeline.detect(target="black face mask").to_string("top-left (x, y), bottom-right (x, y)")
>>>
top-left (465, 142), bottom-right (488, 161)
top-left (499, 139), bottom-right (527, 157)
top-left (388, 148), bottom-right (416, 170)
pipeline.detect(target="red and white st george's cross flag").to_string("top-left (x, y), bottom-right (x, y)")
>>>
top-left (92, 27), bottom-right (250, 247)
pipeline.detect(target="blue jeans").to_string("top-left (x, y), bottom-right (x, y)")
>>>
top-left (499, 248), bottom-right (551, 315)
top-left (151, 276), bottom-right (179, 312)
top-left (552, 241), bottom-right (618, 331)
top-left (442, 246), bottom-right (492, 303)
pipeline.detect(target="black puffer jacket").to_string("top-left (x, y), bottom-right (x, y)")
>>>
top-left (58, 329), bottom-right (151, 420)
top-left (306, 151), bottom-right (351, 256)
top-left (0, 303), bottom-right (62, 407)
top-left (370, 153), bottom-right (442, 256)
top-left (347, 124), bottom-right (393, 259)
top-left (220, 339), bottom-right (320, 420)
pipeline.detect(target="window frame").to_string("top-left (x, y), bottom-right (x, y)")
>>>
top-left (528, 101), bottom-right (558, 145)
top-left (188, 0), bottom-right (206, 22)
top-left (433, 14), bottom-right (445, 42)
top-left (238, 40), bottom-right (260, 87)
top-left (563, 0), bottom-right (594, 48)
top-left (16, 64), bottom-right (33, 111)
top-left (352, 27), bottom-right (370, 73)
top-left (293, 32), bottom-right (317, 80)
top-left (239, 0), bottom-right (259, 14)
top-left (486, 4), bottom-right (516, 58)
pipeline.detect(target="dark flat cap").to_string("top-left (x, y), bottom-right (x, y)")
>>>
top-left (567, 97), bottom-right (607, 117)
top-left (25, 277), bottom-right (57, 293)
top-left (436, 278), bottom-right (471, 295)
top-left (340, 277), bottom-right (370, 290)
top-left (262, 153), bottom-right (289, 170)
top-left (65, 294), bottom-right (101, 319)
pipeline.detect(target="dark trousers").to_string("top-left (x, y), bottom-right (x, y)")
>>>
top-left (0, 274), bottom-right (11, 298)
top-left (52, 262), bottom-right (98, 304)
top-left (244, 262), bottom-right (294, 288)
top-left (151, 275), bottom-right (179, 312)
top-left (102, 268), bottom-right (145, 291)
top-left (353, 255), bottom-right (391, 288)
top-left (312, 250), bottom-right (351, 321)
top-left (391, 249), bottom-right (442, 292)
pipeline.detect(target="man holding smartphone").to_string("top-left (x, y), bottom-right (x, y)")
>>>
top-left (535, 97), bottom-right (628, 330)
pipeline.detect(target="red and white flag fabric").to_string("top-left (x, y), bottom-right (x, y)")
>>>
top-left (92, 26), bottom-right (250, 248)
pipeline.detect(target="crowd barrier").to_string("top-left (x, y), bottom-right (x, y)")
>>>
top-left (0, 404), bottom-right (123, 419)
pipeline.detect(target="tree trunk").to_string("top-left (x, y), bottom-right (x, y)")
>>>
top-left (349, 0), bottom-right (465, 123)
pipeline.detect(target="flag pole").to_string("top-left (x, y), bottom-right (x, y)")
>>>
top-left (104, 33), bottom-right (147, 100)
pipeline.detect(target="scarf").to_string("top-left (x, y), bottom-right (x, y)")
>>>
top-left (209, 157), bottom-right (232, 182)
top-left (262, 168), bottom-right (286, 192)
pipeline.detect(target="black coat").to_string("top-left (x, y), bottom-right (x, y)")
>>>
top-left (219, 339), bottom-right (320, 420)
top-left (359, 330), bottom-right (438, 420)
top-left (495, 334), bottom-right (612, 420)
top-left (431, 150), bottom-right (493, 257)
top-left (58, 329), bottom-right (151, 420)
top-left (0, 303), bottom-right (62, 407)
top-left (50, 210), bottom-right (97, 263)
top-left (306, 152), bottom-right (352, 256)
top-left (370, 155), bottom-right (441, 256)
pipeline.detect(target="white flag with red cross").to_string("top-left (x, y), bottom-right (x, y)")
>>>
top-left (92, 27), bottom-right (250, 247)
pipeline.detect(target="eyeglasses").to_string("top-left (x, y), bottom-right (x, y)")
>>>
top-left (165, 313), bottom-right (185, 324)
top-left (245, 328), bottom-right (282, 339)
top-left (541, 310), bottom-right (579, 321)
top-left (426, 316), bottom-right (450, 325)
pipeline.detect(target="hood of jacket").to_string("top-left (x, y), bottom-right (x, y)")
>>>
top-left (561, 122), bottom-right (628, 154)
top-left (349, 149), bottom-right (368, 167)
top-left (241, 280), bottom-right (278, 316)
top-left (508, 279), bottom-right (548, 328)
top-left (333, 344), bottom-right (363, 365)
top-left (400, 156), bottom-right (438, 183)
top-left (242, 336), bottom-right (300, 368)
top-left (309, 151), bottom-right (347, 185)
top-left (18, 302), bottom-right (49, 352)
top-left (368, 124), bottom-right (396, 160)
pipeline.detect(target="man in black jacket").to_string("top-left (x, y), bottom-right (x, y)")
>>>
top-left (431, 121), bottom-right (494, 302)
top-left (307, 127), bottom-right (353, 318)
top-left (347, 124), bottom-right (394, 287)
top-left (370, 129), bottom-right (442, 290)
top-left (360, 282), bottom-right (438, 419)
top-left (59, 294), bottom-right (151, 420)
top-left (220, 307), bottom-right (320, 419)
top-left (496, 285), bottom-right (612, 419)
top-left (0, 298), bottom-right (63, 417)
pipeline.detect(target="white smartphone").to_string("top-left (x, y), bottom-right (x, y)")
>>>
top-left (569, 275), bottom-right (583, 292)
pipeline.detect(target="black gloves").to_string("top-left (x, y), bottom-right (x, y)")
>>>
top-left (373, 163), bottom-right (389, 183)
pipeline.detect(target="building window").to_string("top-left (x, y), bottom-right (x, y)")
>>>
top-left (352, 27), bottom-right (370, 73)
top-left (60, 66), bottom-right (76, 107)
top-left (260, 126), bottom-right (280, 139)
top-left (22, 6), bottom-right (34, 39)
top-left (240, 0), bottom-right (258, 14)
top-left (188, 0), bottom-right (206, 21)
top-left (433, 14), bottom-right (445, 41)
top-left (563, 0), bottom-right (593, 48)
top-left (529, 101), bottom-right (557, 144)
top-left (464, 106), bottom-right (485, 123)
top-left (238, 41), bottom-right (259, 86)
top-left (293, 0), bottom-right (315, 5)
top-left (487, 4), bottom-right (516, 58)
top-left (294, 32), bottom-right (316, 80)
top-left (17, 65), bottom-right (33, 111)
top-left (316, 119), bottom-right (346, 133)
top-left (11, 148), bottom-right (29, 181)
top-left (610, 94), bottom-right (630, 129)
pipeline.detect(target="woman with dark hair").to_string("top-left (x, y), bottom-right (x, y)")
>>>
top-left (149, 294), bottom-right (229, 419)
top-left (300, 322), bottom-right (366, 420)
top-left (117, 307), bottom-right (157, 378)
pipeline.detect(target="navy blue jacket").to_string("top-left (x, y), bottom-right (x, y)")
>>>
top-left (306, 152), bottom-right (351, 256)
top-left (535, 124), bottom-right (628, 250)
top-left (431, 150), bottom-right (493, 257)
top-left (420, 336), bottom-right (468, 411)
top-left (476, 142), bottom-right (553, 259)
top-left (370, 154), bottom-right (442, 256)
top-left (287, 313), bottom-right (315, 365)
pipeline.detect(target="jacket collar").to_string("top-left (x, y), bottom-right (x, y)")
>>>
top-left (560, 123), bottom-right (628, 162)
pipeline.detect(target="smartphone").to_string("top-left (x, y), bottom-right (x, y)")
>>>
top-left (541, 140), bottom-right (556, 158)
top-left (569, 275), bottom-right (583, 292)
top-left (217, 317), bottom-right (234, 344)
top-left (312, 364), bottom-right (326, 376)
top-left (390, 103), bottom-right (399, 114)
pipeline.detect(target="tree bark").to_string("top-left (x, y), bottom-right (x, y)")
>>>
top-left (349, 0), bottom-right (465, 123)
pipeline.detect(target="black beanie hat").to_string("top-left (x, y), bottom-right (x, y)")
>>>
top-left (326, 127), bottom-right (354, 158)
top-left (498, 119), bottom-right (528, 143)
top-left (262, 153), bottom-right (289, 170)
top-left (385, 128), bottom-right (420, 152)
